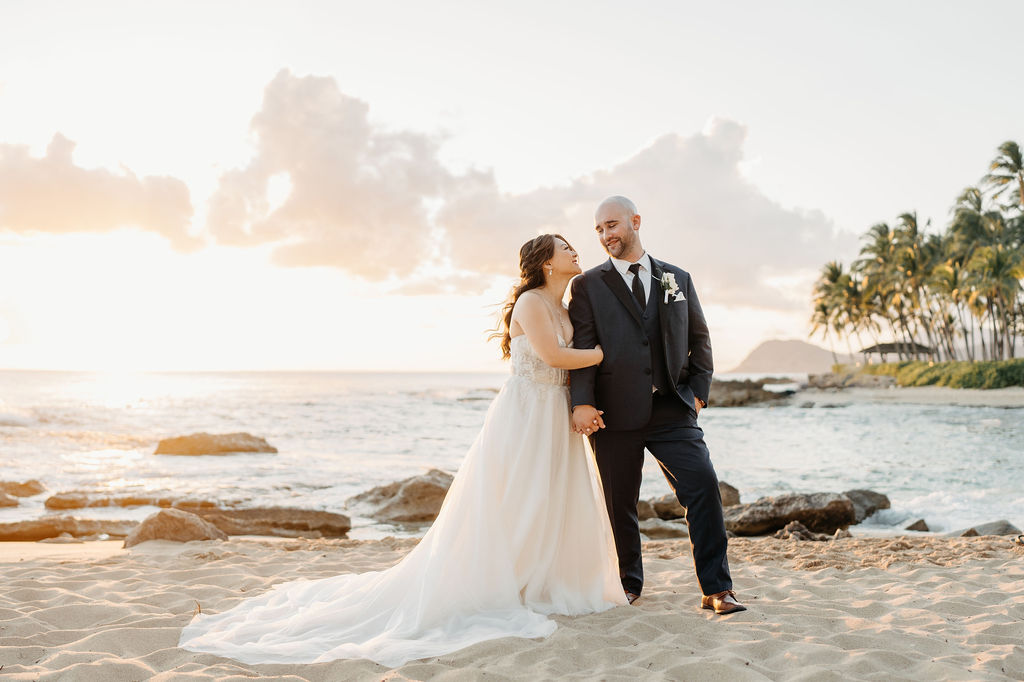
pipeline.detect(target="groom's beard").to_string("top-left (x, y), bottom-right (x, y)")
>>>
top-left (603, 235), bottom-right (634, 259)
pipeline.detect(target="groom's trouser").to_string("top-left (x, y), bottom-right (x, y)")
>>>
top-left (591, 393), bottom-right (732, 597)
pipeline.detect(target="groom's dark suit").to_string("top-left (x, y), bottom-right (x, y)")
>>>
top-left (568, 256), bottom-right (732, 597)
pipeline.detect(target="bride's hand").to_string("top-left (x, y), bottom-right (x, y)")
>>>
top-left (593, 344), bottom-right (603, 364)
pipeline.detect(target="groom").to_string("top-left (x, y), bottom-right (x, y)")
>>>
top-left (568, 196), bottom-right (744, 615)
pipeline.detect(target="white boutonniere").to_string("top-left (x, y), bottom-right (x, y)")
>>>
top-left (660, 272), bottom-right (684, 303)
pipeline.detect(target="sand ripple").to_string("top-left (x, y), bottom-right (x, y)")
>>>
top-left (0, 536), bottom-right (1022, 680)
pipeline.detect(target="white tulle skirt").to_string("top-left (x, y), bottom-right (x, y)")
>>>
top-left (178, 375), bottom-right (626, 667)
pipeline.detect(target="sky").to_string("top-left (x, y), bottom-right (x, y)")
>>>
top-left (1, 0), bottom-right (1021, 372)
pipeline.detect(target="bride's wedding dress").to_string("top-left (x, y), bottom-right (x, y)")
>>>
top-left (178, 333), bottom-right (626, 667)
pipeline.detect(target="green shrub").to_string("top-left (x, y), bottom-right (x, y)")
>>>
top-left (858, 358), bottom-right (1024, 389)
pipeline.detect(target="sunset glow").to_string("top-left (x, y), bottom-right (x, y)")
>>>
top-left (2, 1), bottom-right (1021, 372)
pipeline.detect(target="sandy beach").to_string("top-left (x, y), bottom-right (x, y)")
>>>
top-left (2, 535), bottom-right (1022, 681)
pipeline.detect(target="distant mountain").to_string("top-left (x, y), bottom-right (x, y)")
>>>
top-left (727, 339), bottom-right (855, 374)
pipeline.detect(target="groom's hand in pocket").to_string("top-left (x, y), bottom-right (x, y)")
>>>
top-left (572, 405), bottom-right (605, 435)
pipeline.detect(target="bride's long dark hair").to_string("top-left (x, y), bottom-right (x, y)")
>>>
top-left (492, 233), bottom-right (574, 360)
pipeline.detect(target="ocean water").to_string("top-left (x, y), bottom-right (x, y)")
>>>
top-left (1, 370), bottom-right (1022, 538)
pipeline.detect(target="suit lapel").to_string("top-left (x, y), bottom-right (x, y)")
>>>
top-left (649, 257), bottom-right (675, 361)
top-left (649, 259), bottom-right (665, 309)
top-left (599, 260), bottom-right (644, 327)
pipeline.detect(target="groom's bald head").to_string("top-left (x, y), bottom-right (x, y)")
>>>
top-left (595, 195), bottom-right (643, 261)
top-left (596, 195), bottom-right (638, 220)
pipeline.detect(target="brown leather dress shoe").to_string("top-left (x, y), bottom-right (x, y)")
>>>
top-left (625, 590), bottom-right (640, 605)
top-left (701, 590), bottom-right (746, 614)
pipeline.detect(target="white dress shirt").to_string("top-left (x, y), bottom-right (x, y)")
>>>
top-left (610, 252), bottom-right (652, 303)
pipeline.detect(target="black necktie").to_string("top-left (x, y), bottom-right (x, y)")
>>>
top-left (628, 263), bottom-right (646, 311)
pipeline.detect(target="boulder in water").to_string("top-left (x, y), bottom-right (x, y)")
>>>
top-left (719, 481), bottom-right (741, 507)
top-left (843, 489), bottom-right (891, 523)
top-left (0, 479), bottom-right (46, 497)
top-left (154, 432), bottom-right (277, 455)
top-left (0, 492), bottom-right (18, 508)
top-left (44, 492), bottom-right (216, 510)
top-left (947, 520), bottom-right (1021, 537)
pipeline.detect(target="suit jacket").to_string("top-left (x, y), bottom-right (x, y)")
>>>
top-left (568, 256), bottom-right (713, 431)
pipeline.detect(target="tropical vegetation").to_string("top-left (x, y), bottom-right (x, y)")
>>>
top-left (811, 140), bottom-right (1024, 364)
top-left (860, 358), bottom-right (1024, 389)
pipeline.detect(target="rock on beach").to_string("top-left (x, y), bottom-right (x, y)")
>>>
top-left (190, 507), bottom-right (351, 538)
top-left (123, 508), bottom-right (229, 548)
top-left (0, 517), bottom-right (139, 541)
top-left (724, 492), bottom-right (856, 536)
top-left (347, 469), bottom-right (455, 523)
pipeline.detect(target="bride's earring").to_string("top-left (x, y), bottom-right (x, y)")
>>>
top-left (546, 265), bottom-right (553, 276)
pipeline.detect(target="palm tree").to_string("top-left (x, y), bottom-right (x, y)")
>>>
top-left (984, 141), bottom-right (1024, 211)
top-left (929, 260), bottom-right (972, 360)
top-left (967, 245), bottom-right (1024, 359)
top-left (810, 261), bottom-right (845, 365)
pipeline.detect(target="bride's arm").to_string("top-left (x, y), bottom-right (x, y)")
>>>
top-left (512, 293), bottom-right (603, 370)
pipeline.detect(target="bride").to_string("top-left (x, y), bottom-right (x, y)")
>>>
top-left (178, 234), bottom-right (627, 667)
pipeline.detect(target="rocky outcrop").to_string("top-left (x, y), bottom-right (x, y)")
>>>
top-left (154, 432), bottom-right (277, 455)
top-left (123, 509), bottom-right (228, 548)
top-left (0, 479), bottom-right (46, 497)
top-left (843, 489), bottom-right (891, 523)
top-left (191, 507), bottom-right (351, 538)
top-left (711, 380), bottom-right (792, 407)
top-left (45, 492), bottom-right (219, 510)
top-left (347, 469), bottom-right (454, 523)
top-left (948, 520), bottom-right (1021, 537)
top-left (0, 517), bottom-right (138, 541)
top-left (904, 519), bottom-right (929, 532)
top-left (723, 492), bottom-right (856, 536)
top-left (637, 499), bottom-right (656, 521)
top-left (0, 504), bottom-right (350, 541)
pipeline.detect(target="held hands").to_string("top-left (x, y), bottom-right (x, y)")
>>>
top-left (572, 405), bottom-right (605, 435)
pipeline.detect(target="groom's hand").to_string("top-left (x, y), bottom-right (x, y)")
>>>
top-left (695, 397), bottom-right (703, 417)
top-left (572, 405), bottom-right (605, 435)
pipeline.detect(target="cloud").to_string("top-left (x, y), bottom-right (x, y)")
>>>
top-left (436, 118), bottom-right (856, 310)
top-left (206, 73), bottom-right (853, 309)
top-left (0, 133), bottom-right (197, 251)
top-left (206, 69), bottom-right (453, 279)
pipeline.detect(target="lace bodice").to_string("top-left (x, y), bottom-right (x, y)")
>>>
top-left (510, 335), bottom-right (569, 387)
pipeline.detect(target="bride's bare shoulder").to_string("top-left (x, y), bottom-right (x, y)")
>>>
top-left (512, 290), bottom-right (544, 313)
